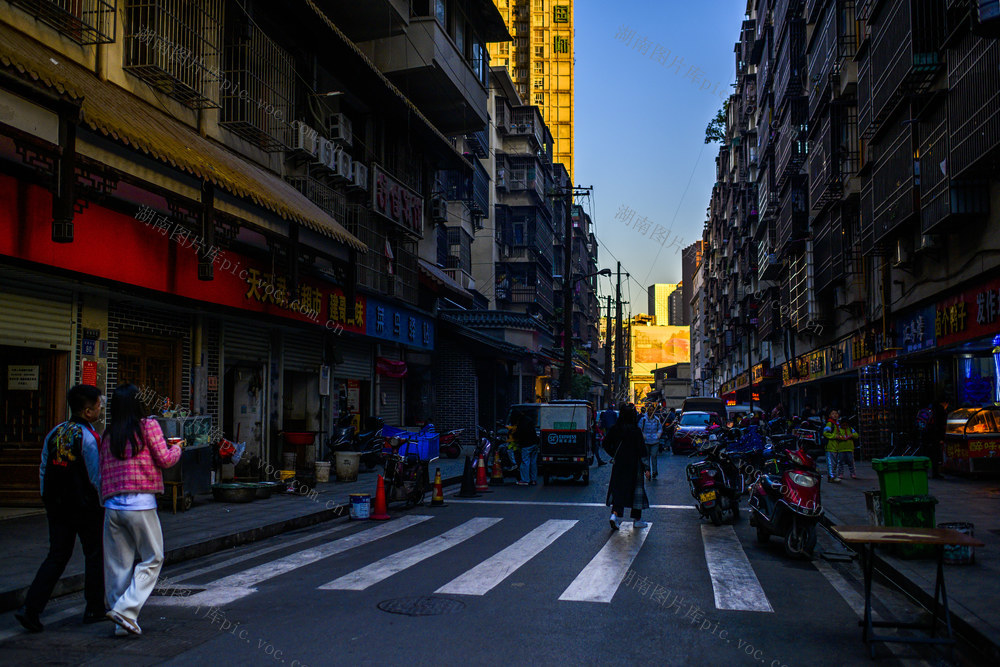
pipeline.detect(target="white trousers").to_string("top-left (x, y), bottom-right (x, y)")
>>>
top-left (103, 508), bottom-right (164, 623)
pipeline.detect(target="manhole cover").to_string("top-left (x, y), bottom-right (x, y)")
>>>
top-left (377, 596), bottom-right (465, 616)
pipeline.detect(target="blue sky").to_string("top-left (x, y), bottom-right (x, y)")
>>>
top-left (575, 0), bottom-right (748, 304)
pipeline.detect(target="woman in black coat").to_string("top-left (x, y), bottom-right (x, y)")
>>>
top-left (604, 404), bottom-right (651, 530)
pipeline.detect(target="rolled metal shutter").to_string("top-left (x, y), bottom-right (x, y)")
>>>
top-left (335, 337), bottom-right (372, 379)
top-left (380, 346), bottom-right (402, 425)
top-left (283, 329), bottom-right (324, 372)
top-left (0, 268), bottom-right (74, 350)
top-left (223, 321), bottom-right (270, 364)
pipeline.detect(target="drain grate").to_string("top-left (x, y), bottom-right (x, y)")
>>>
top-left (377, 596), bottom-right (465, 616)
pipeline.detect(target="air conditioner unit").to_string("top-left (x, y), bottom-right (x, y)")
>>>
top-left (350, 161), bottom-right (369, 190)
top-left (316, 138), bottom-right (334, 169)
top-left (915, 233), bottom-right (940, 252)
top-left (892, 237), bottom-right (912, 268)
top-left (335, 150), bottom-right (353, 181)
top-left (292, 122), bottom-right (319, 156)
top-left (431, 196), bottom-right (448, 223)
top-left (326, 113), bottom-right (352, 146)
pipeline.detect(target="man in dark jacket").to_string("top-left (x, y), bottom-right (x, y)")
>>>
top-left (16, 385), bottom-right (105, 633)
top-left (929, 399), bottom-right (949, 479)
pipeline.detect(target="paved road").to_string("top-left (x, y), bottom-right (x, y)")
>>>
top-left (0, 453), bottom-right (967, 666)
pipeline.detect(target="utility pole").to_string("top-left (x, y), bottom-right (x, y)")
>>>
top-left (560, 188), bottom-right (574, 399)
top-left (614, 261), bottom-right (623, 406)
top-left (603, 295), bottom-right (613, 409)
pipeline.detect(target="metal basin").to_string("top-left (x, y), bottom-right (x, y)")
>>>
top-left (211, 483), bottom-right (256, 503)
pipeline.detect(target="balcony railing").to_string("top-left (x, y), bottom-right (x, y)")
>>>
top-left (776, 176), bottom-right (809, 251)
top-left (758, 156), bottom-right (780, 220)
top-left (776, 96), bottom-right (809, 187)
top-left (920, 98), bottom-right (990, 232)
top-left (809, 102), bottom-right (859, 210)
top-left (123, 0), bottom-right (223, 109)
top-left (10, 0), bottom-right (116, 44)
top-left (871, 120), bottom-right (917, 241)
top-left (774, 0), bottom-right (805, 33)
top-left (812, 208), bottom-right (844, 292)
top-left (868, 0), bottom-right (945, 137)
top-left (774, 18), bottom-right (806, 111)
top-left (220, 20), bottom-right (295, 151)
top-left (947, 31), bottom-right (1000, 177)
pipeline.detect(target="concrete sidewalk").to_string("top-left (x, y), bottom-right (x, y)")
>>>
top-left (819, 459), bottom-right (1000, 661)
top-left (1, 456), bottom-right (468, 614)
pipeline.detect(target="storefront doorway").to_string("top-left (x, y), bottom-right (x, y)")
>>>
top-left (0, 347), bottom-right (69, 506)
top-left (117, 333), bottom-right (181, 412)
top-left (224, 365), bottom-right (265, 462)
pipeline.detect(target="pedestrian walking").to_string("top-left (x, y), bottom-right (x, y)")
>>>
top-left (100, 384), bottom-right (181, 636)
top-left (16, 385), bottom-right (106, 633)
top-left (638, 405), bottom-right (662, 479)
top-left (929, 398), bottom-right (949, 479)
top-left (836, 415), bottom-right (859, 479)
top-left (514, 412), bottom-right (539, 486)
top-left (822, 409), bottom-right (853, 482)
top-left (660, 407), bottom-right (677, 453)
top-left (605, 405), bottom-right (651, 530)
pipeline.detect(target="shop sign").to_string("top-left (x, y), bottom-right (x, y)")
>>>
top-left (936, 276), bottom-right (1000, 347)
top-left (751, 361), bottom-right (772, 385)
top-left (82, 339), bottom-right (96, 355)
top-left (366, 298), bottom-right (434, 351)
top-left (852, 328), bottom-right (895, 367)
top-left (896, 306), bottom-right (936, 354)
top-left (827, 339), bottom-right (851, 374)
top-left (795, 356), bottom-right (811, 381)
top-left (372, 165), bottom-right (424, 236)
top-left (808, 350), bottom-right (826, 380)
top-left (966, 439), bottom-right (1000, 458)
top-left (7, 365), bottom-right (39, 390)
top-left (781, 362), bottom-right (792, 384)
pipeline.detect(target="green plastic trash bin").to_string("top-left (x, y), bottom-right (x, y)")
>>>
top-left (886, 495), bottom-right (938, 559)
top-left (871, 456), bottom-right (930, 525)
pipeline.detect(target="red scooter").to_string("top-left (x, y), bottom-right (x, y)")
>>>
top-left (439, 428), bottom-right (465, 458)
top-left (748, 445), bottom-right (823, 558)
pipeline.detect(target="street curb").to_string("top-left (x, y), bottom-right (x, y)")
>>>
top-left (0, 474), bottom-right (463, 614)
top-left (819, 514), bottom-right (1000, 662)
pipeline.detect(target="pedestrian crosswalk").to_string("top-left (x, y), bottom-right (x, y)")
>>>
top-left (151, 514), bottom-right (781, 612)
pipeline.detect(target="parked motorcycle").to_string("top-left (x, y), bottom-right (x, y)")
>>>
top-left (686, 432), bottom-right (746, 526)
top-left (382, 435), bottom-right (429, 507)
top-left (791, 416), bottom-right (825, 460)
top-left (748, 444), bottom-right (823, 558)
top-left (475, 425), bottom-right (520, 480)
top-left (330, 416), bottom-right (384, 470)
top-left (439, 427), bottom-right (465, 459)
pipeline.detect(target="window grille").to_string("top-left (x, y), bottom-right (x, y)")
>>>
top-left (220, 20), bottom-right (295, 151)
top-left (10, 0), bottom-right (116, 45)
top-left (123, 0), bottom-right (223, 109)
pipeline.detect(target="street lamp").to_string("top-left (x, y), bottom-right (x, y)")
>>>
top-left (560, 268), bottom-right (612, 399)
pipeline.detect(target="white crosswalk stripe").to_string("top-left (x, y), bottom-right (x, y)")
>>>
top-left (558, 522), bottom-right (651, 603)
top-left (701, 524), bottom-right (773, 612)
top-left (319, 517), bottom-right (502, 591)
top-left (436, 519), bottom-right (578, 596)
top-left (153, 515), bottom-right (432, 607)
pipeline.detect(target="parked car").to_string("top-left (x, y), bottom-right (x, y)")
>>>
top-left (681, 396), bottom-right (728, 419)
top-left (726, 405), bottom-right (765, 426)
top-left (671, 411), bottom-right (725, 455)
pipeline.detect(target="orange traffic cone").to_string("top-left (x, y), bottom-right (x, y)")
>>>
top-left (370, 474), bottom-right (390, 520)
top-left (430, 468), bottom-right (446, 507)
top-left (475, 453), bottom-right (491, 492)
top-left (489, 451), bottom-right (504, 486)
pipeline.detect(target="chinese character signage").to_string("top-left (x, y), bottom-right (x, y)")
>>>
top-left (372, 164), bottom-right (424, 236)
top-left (827, 339), bottom-right (851, 374)
top-left (553, 5), bottom-right (569, 23)
top-left (896, 306), bottom-right (936, 354)
top-left (365, 298), bottom-right (434, 350)
top-left (553, 35), bottom-right (570, 54)
top-left (936, 276), bottom-right (1000, 347)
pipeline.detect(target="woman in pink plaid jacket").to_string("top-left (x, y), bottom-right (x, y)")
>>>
top-left (100, 384), bottom-right (180, 636)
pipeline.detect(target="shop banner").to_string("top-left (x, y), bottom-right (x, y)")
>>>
top-left (827, 339), bottom-right (852, 374)
top-left (372, 165), bottom-right (424, 236)
top-left (936, 276), bottom-right (1000, 347)
top-left (366, 297), bottom-right (434, 351)
top-left (895, 305), bottom-right (936, 354)
top-left (852, 327), bottom-right (896, 368)
top-left (376, 357), bottom-right (408, 378)
top-left (808, 349), bottom-right (827, 380)
top-left (0, 175), bottom-right (363, 333)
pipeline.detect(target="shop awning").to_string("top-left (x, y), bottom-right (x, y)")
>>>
top-left (418, 258), bottom-right (473, 304)
top-left (0, 23), bottom-right (365, 253)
